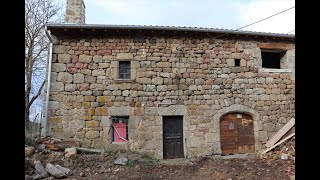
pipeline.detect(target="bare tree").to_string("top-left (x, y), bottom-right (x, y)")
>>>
top-left (25, 0), bottom-right (63, 131)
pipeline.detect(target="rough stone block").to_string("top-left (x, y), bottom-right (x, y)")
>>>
top-left (147, 57), bottom-right (160, 61)
top-left (79, 55), bottom-right (92, 63)
top-left (106, 84), bottom-right (118, 91)
top-left (195, 79), bottom-right (205, 85)
top-left (85, 131), bottom-right (100, 139)
top-left (118, 83), bottom-right (131, 90)
top-left (116, 53), bottom-right (133, 60)
top-left (90, 84), bottom-right (105, 90)
top-left (57, 72), bottom-right (73, 83)
top-left (266, 77), bottom-right (274, 84)
top-left (157, 85), bottom-right (167, 92)
top-left (86, 120), bottom-right (99, 128)
top-left (227, 59), bottom-right (235, 66)
top-left (99, 63), bottom-right (110, 69)
top-left (156, 62), bottom-right (171, 68)
top-left (93, 55), bottom-right (103, 63)
top-left (240, 59), bottom-right (246, 67)
top-left (82, 139), bottom-right (92, 148)
top-left (137, 78), bottom-right (151, 84)
top-left (52, 63), bottom-right (67, 72)
top-left (263, 123), bottom-right (276, 131)
top-left (73, 73), bottom-right (84, 83)
top-left (97, 96), bottom-right (107, 103)
top-left (103, 55), bottom-right (114, 61)
top-left (65, 84), bottom-right (77, 92)
top-left (189, 85), bottom-right (197, 91)
top-left (122, 90), bottom-right (130, 96)
top-left (258, 131), bottom-right (268, 142)
top-left (112, 90), bottom-right (122, 96)
top-left (221, 74), bottom-right (229, 79)
top-left (65, 147), bottom-right (77, 160)
top-left (100, 116), bottom-right (111, 127)
top-left (92, 70), bottom-right (105, 76)
top-left (83, 115), bottom-right (92, 121)
top-left (82, 102), bottom-right (91, 108)
top-left (81, 69), bottom-right (92, 75)
top-left (146, 85), bottom-right (156, 91)
top-left (53, 45), bottom-right (66, 54)
top-left (231, 53), bottom-right (243, 59)
top-left (51, 82), bottom-right (64, 92)
top-left (134, 56), bottom-right (147, 61)
top-left (95, 107), bottom-right (108, 116)
top-left (152, 77), bottom-right (163, 85)
top-left (58, 54), bottom-right (71, 63)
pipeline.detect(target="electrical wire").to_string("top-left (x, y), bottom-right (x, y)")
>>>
top-left (287, 30), bottom-right (295, 34)
top-left (214, 6), bottom-right (295, 39)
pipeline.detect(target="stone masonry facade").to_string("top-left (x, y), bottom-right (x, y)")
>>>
top-left (44, 29), bottom-right (295, 159)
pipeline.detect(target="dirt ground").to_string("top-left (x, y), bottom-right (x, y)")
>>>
top-left (26, 136), bottom-right (295, 180)
top-left (69, 156), bottom-right (294, 180)
top-left (26, 152), bottom-right (294, 180)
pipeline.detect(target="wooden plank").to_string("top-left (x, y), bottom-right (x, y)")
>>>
top-left (261, 133), bottom-right (295, 156)
top-left (76, 147), bottom-right (102, 154)
top-left (265, 118), bottom-right (295, 148)
top-left (257, 42), bottom-right (292, 50)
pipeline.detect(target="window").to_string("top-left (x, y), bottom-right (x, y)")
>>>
top-left (235, 59), bottom-right (240, 67)
top-left (112, 116), bottom-right (129, 142)
top-left (118, 61), bottom-right (131, 79)
top-left (261, 49), bottom-right (286, 69)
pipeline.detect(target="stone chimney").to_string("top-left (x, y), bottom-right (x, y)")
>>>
top-left (65, 0), bottom-right (85, 24)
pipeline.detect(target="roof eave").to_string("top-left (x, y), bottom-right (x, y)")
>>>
top-left (45, 24), bottom-right (295, 39)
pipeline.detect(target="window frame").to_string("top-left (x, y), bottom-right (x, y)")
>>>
top-left (261, 49), bottom-right (284, 69)
top-left (259, 48), bottom-right (293, 73)
top-left (118, 61), bottom-right (131, 79)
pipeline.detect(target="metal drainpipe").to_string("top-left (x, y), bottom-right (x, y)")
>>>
top-left (44, 26), bottom-right (53, 137)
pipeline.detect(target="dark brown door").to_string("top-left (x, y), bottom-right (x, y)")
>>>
top-left (163, 116), bottom-right (184, 159)
top-left (220, 113), bottom-right (255, 155)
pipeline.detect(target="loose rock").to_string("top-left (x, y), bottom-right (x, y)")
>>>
top-left (65, 147), bottom-right (77, 160)
top-left (45, 163), bottom-right (67, 178)
top-left (34, 160), bottom-right (49, 178)
top-left (25, 146), bottom-right (35, 157)
top-left (55, 165), bottom-right (73, 176)
top-left (114, 155), bottom-right (128, 166)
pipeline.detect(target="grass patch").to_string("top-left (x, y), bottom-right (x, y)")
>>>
top-left (127, 159), bottom-right (137, 167)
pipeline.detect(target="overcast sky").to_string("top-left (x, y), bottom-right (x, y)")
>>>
top-left (79, 0), bottom-right (295, 34)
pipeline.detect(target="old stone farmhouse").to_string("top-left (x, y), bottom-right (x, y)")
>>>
top-left (43, 0), bottom-right (295, 159)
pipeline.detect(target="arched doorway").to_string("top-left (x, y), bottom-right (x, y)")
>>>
top-left (220, 113), bottom-right (255, 155)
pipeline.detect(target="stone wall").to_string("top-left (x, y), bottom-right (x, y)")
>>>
top-left (44, 34), bottom-right (295, 159)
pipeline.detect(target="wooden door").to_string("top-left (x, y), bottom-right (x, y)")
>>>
top-left (220, 113), bottom-right (255, 155)
top-left (163, 116), bottom-right (184, 159)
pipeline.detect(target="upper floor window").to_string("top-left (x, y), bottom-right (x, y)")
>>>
top-left (261, 49), bottom-right (286, 69)
top-left (118, 61), bottom-right (131, 79)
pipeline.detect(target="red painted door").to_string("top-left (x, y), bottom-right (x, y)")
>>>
top-left (113, 123), bottom-right (127, 142)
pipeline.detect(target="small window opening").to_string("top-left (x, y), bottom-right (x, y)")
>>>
top-left (112, 116), bottom-right (129, 142)
top-left (261, 50), bottom-right (286, 69)
top-left (235, 59), bottom-right (240, 66)
top-left (118, 61), bottom-right (131, 79)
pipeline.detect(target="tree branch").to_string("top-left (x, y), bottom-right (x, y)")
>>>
top-left (28, 80), bottom-right (45, 110)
